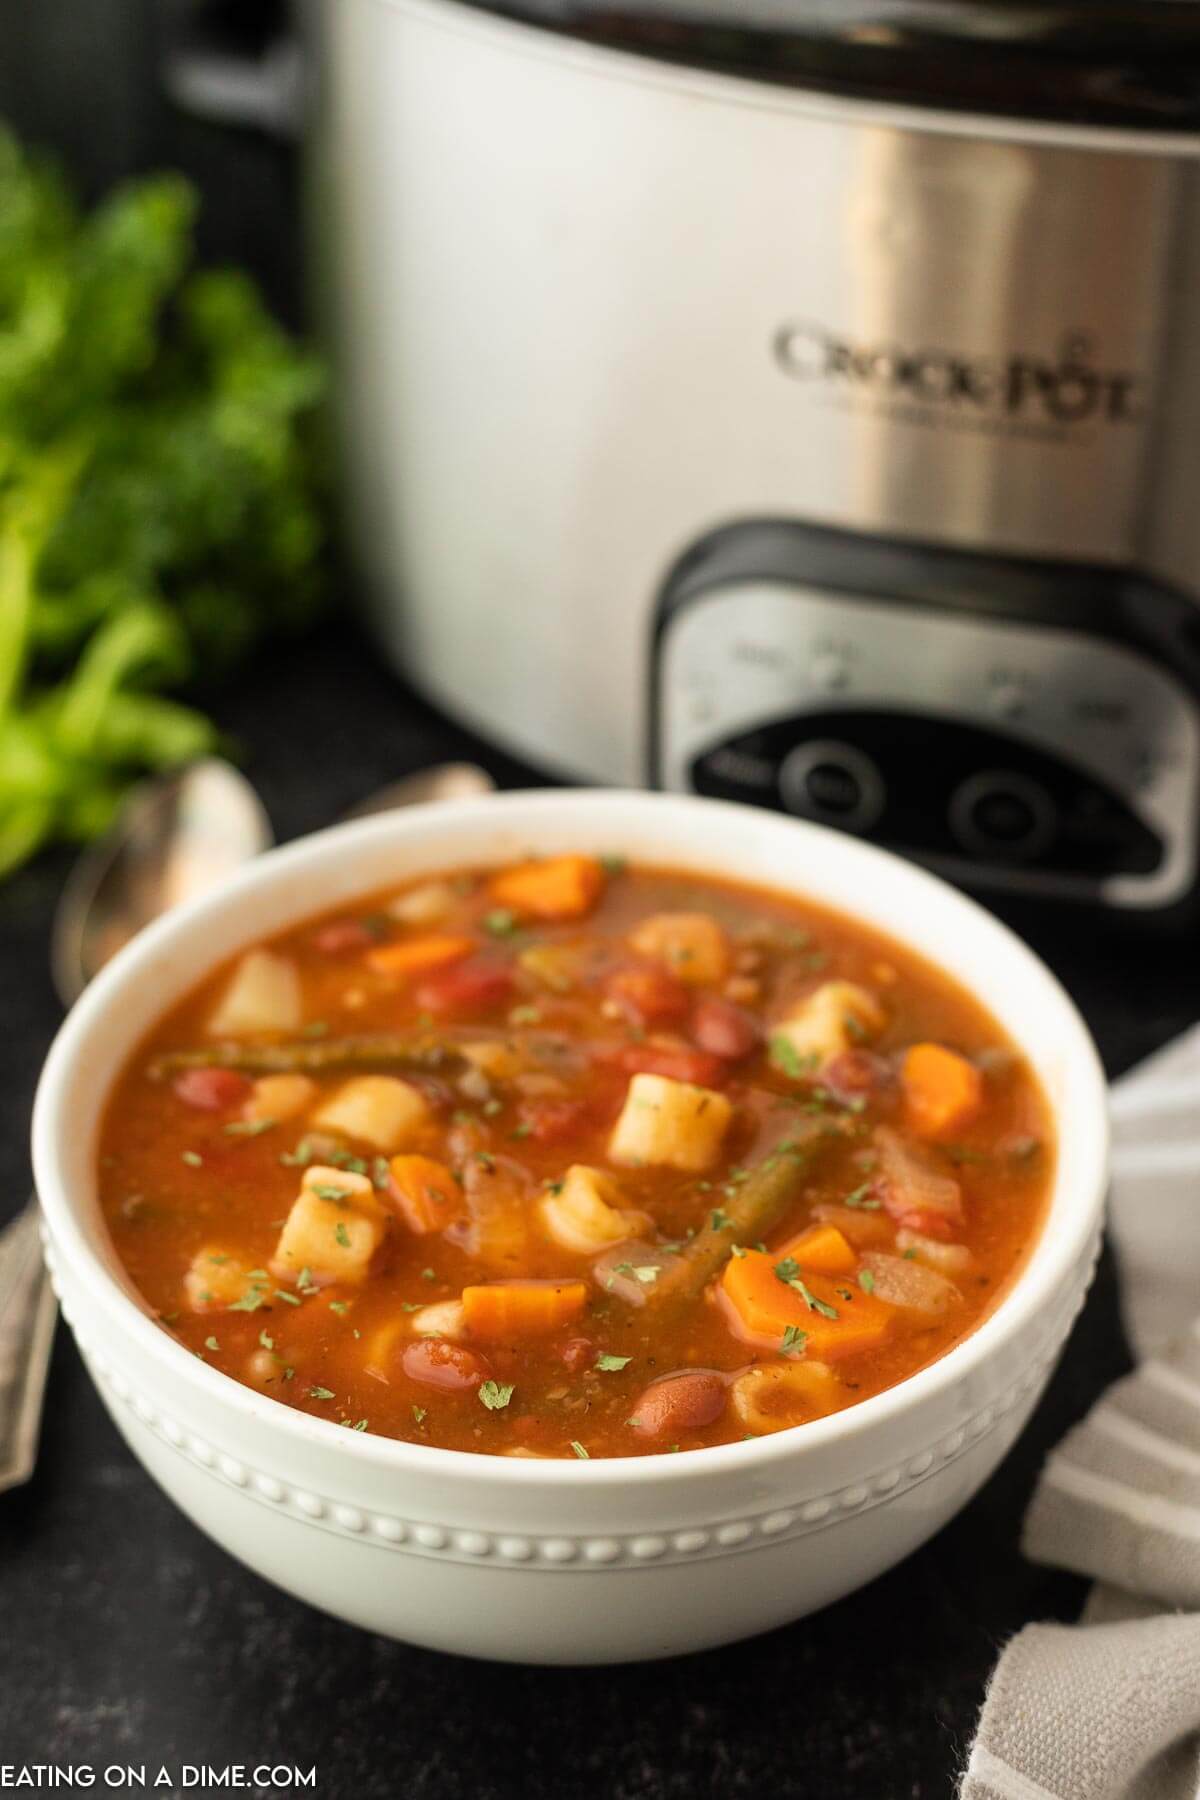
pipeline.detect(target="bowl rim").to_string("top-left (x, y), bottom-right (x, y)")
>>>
top-left (33, 787), bottom-right (1109, 1491)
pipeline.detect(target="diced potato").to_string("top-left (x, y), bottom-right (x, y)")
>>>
top-left (894, 1229), bottom-right (974, 1278)
top-left (207, 950), bottom-right (302, 1037)
top-left (770, 981), bottom-right (885, 1071)
top-left (608, 1072), bottom-right (732, 1172)
top-left (269, 1165), bottom-right (388, 1287)
top-left (730, 1362), bottom-right (843, 1434)
top-left (244, 1073), bottom-right (317, 1124)
top-left (628, 912), bottom-right (729, 985)
top-left (387, 880), bottom-right (459, 926)
top-left (312, 1075), bottom-right (430, 1151)
top-left (184, 1248), bottom-right (259, 1313)
top-left (409, 1298), bottom-right (467, 1338)
top-left (540, 1164), bottom-right (650, 1253)
top-left (860, 1251), bottom-right (961, 1317)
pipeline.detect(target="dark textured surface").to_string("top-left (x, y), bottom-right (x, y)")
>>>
top-left (1, 13), bottom-right (1197, 1794)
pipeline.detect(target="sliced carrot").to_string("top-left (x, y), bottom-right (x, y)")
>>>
top-left (901, 1043), bottom-right (984, 1140)
top-left (462, 1279), bottom-right (588, 1339)
top-left (488, 855), bottom-right (605, 921)
top-left (719, 1252), bottom-right (892, 1361)
top-left (366, 934), bottom-right (476, 978)
top-left (388, 1154), bottom-right (467, 1234)
top-left (775, 1223), bottom-right (857, 1277)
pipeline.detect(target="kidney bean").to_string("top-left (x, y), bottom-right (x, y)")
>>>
top-left (615, 1044), bottom-right (727, 1088)
top-left (402, 1338), bottom-right (492, 1393)
top-left (172, 1068), bottom-right (252, 1111)
top-left (517, 1097), bottom-right (594, 1144)
top-left (414, 957), bottom-right (515, 1017)
top-left (690, 995), bottom-right (761, 1061)
top-left (629, 1370), bottom-right (728, 1439)
top-left (822, 1049), bottom-right (890, 1105)
top-left (310, 918), bottom-right (376, 956)
top-left (605, 964), bottom-right (690, 1027)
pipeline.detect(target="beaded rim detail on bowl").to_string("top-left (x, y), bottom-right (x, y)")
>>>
top-left (43, 1226), bottom-right (1100, 1571)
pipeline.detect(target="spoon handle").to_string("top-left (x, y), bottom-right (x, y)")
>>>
top-left (0, 1201), bottom-right (57, 1494)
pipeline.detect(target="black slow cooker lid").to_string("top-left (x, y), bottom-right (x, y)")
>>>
top-left (463, 1), bottom-right (1200, 130)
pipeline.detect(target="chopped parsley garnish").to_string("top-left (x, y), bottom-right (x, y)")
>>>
top-left (510, 1121), bottom-right (533, 1139)
top-left (204, 1335), bottom-right (219, 1352)
top-left (334, 1222), bottom-right (351, 1248)
top-left (329, 1299), bottom-right (349, 1315)
top-left (279, 1138), bottom-right (316, 1167)
top-left (411, 1406), bottom-right (427, 1425)
top-left (228, 1287), bottom-right (267, 1313)
top-left (371, 1156), bottom-right (391, 1190)
top-left (273, 1288), bottom-right (302, 1306)
top-left (859, 1269), bottom-right (876, 1294)
top-left (570, 1440), bottom-right (590, 1459)
top-left (312, 1183), bottom-right (353, 1203)
top-left (223, 1117), bottom-right (276, 1137)
top-left (595, 1353), bottom-right (631, 1372)
top-left (181, 1150), bottom-right (203, 1168)
top-left (843, 1183), bottom-right (881, 1209)
top-left (780, 1325), bottom-right (808, 1354)
top-left (308, 1386), bottom-right (335, 1402)
top-left (608, 1262), bottom-right (659, 1287)
top-left (508, 1005), bottom-right (541, 1026)
top-left (774, 1256), bottom-right (802, 1286)
top-left (258, 1330), bottom-right (275, 1350)
top-left (768, 1036), bottom-right (816, 1081)
top-left (475, 1151), bottom-right (496, 1172)
top-left (479, 1380), bottom-right (515, 1411)
top-left (483, 907), bottom-right (518, 937)
top-left (421, 1267), bottom-right (436, 1282)
top-left (709, 1208), bottom-right (733, 1232)
top-left (795, 1279), bottom-right (839, 1320)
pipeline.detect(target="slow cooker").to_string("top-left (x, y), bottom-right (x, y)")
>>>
top-left (205, 0), bottom-right (1200, 913)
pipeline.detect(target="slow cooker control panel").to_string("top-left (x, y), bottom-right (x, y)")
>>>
top-left (654, 583), bottom-right (1200, 910)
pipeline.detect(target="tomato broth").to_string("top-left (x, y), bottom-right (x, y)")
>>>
top-left (98, 854), bottom-right (1053, 1458)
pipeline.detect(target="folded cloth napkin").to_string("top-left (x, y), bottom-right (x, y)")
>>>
top-left (961, 1027), bottom-right (1200, 1800)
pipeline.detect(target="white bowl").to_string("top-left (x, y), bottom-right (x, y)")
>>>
top-left (33, 791), bottom-right (1108, 1663)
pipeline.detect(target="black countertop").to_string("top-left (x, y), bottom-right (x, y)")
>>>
top-left (1, 614), bottom-right (1195, 1800)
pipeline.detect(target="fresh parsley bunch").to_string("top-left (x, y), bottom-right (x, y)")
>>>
top-left (0, 128), bottom-right (326, 876)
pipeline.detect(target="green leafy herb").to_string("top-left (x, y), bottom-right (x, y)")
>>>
top-left (795, 1278), bottom-right (839, 1320)
top-left (0, 130), bottom-right (326, 880)
top-left (328, 1298), bottom-right (349, 1315)
top-left (780, 1325), bottom-right (808, 1354)
top-left (223, 1116), bottom-right (275, 1137)
top-left (204, 1335), bottom-right (219, 1351)
top-left (595, 1353), bottom-right (631, 1372)
top-left (859, 1269), bottom-right (876, 1294)
top-left (273, 1288), bottom-right (302, 1306)
top-left (709, 1207), bottom-right (733, 1232)
top-left (228, 1286), bottom-right (267, 1313)
top-left (479, 1380), bottom-right (514, 1412)
top-left (258, 1330), bottom-right (274, 1350)
top-left (483, 908), bottom-right (518, 937)
top-left (311, 1183), bottom-right (353, 1203)
top-left (768, 1036), bottom-right (816, 1081)
top-left (181, 1150), bottom-right (203, 1168)
top-left (308, 1386), bottom-right (335, 1402)
top-left (570, 1440), bottom-right (590, 1459)
top-left (411, 1405), bottom-right (427, 1425)
top-left (334, 1222), bottom-right (351, 1248)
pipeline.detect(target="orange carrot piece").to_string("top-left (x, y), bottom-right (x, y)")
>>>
top-left (775, 1223), bottom-right (857, 1277)
top-left (461, 1279), bottom-right (588, 1339)
top-left (719, 1253), bottom-right (892, 1361)
top-left (366, 935), bottom-right (476, 978)
top-left (901, 1043), bottom-right (984, 1140)
top-left (388, 1154), bottom-right (467, 1234)
top-left (488, 855), bottom-right (605, 921)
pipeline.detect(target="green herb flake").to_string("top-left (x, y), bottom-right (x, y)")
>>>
top-left (204, 1335), bottom-right (219, 1352)
top-left (768, 1036), bottom-right (816, 1081)
top-left (595, 1353), bottom-right (631, 1372)
top-left (859, 1269), bottom-right (877, 1294)
top-left (223, 1116), bottom-right (276, 1137)
top-left (843, 1183), bottom-right (881, 1210)
top-left (796, 1278), bottom-right (839, 1320)
top-left (308, 1386), bottom-right (335, 1402)
top-left (181, 1150), bottom-right (203, 1168)
top-left (411, 1405), bottom-right (427, 1425)
top-left (570, 1440), bottom-right (590, 1459)
top-left (312, 1183), bottom-right (353, 1203)
top-left (329, 1299), bottom-right (349, 1315)
top-left (479, 1380), bottom-right (515, 1412)
top-left (508, 1005), bottom-right (541, 1026)
top-left (258, 1330), bottom-right (275, 1350)
top-left (484, 907), bottom-right (518, 937)
top-left (780, 1325), bottom-right (809, 1355)
top-left (273, 1288), bottom-right (302, 1306)
top-left (334, 1222), bottom-right (351, 1248)
top-left (709, 1207), bottom-right (733, 1232)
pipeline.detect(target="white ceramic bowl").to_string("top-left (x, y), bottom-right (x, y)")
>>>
top-left (33, 791), bottom-right (1108, 1663)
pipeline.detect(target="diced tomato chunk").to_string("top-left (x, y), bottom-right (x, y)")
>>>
top-left (690, 996), bottom-right (761, 1061)
top-left (516, 1097), bottom-right (595, 1144)
top-left (309, 918), bottom-right (376, 956)
top-left (613, 1043), bottom-right (728, 1088)
top-left (605, 964), bottom-right (690, 1027)
top-left (172, 1068), bottom-right (252, 1111)
top-left (414, 957), bottom-right (515, 1017)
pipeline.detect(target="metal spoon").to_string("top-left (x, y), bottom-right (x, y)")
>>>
top-left (1, 756), bottom-right (496, 1492)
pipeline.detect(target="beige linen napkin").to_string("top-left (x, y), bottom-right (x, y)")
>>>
top-left (961, 1030), bottom-right (1200, 1800)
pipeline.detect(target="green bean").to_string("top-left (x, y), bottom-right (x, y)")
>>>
top-left (650, 1120), bottom-right (842, 1304)
top-left (150, 1036), bottom-right (464, 1079)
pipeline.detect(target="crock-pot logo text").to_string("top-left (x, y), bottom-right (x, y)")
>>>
top-left (773, 325), bottom-right (1144, 432)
